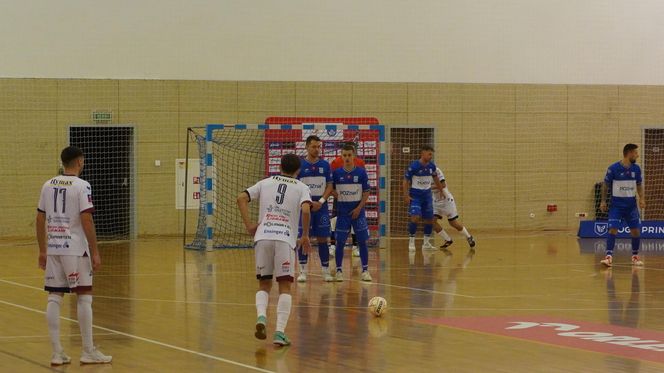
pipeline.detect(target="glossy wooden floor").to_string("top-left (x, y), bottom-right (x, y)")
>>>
top-left (2, 233), bottom-right (664, 372)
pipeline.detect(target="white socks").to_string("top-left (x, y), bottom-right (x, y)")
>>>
top-left (77, 294), bottom-right (94, 353)
top-left (46, 294), bottom-right (63, 353)
top-left (256, 290), bottom-right (269, 318)
top-left (438, 229), bottom-right (452, 241)
top-left (276, 294), bottom-right (292, 333)
top-left (460, 227), bottom-right (471, 238)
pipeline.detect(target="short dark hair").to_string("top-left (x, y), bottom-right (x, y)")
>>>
top-left (623, 143), bottom-right (638, 156)
top-left (61, 146), bottom-right (84, 167)
top-left (421, 145), bottom-right (434, 152)
top-left (281, 153), bottom-right (301, 174)
top-left (341, 144), bottom-right (356, 153)
top-left (305, 135), bottom-right (321, 146)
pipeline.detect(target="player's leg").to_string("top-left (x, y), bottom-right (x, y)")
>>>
top-left (314, 206), bottom-right (334, 281)
top-left (628, 207), bottom-right (643, 266)
top-left (351, 226), bottom-right (360, 257)
top-left (273, 242), bottom-right (294, 346)
top-left (448, 215), bottom-right (475, 248)
top-left (334, 214), bottom-right (352, 282)
top-left (433, 200), bottom-right (453, 248)
top-left (408, 198), bottom-right (422, 252)
top-left (329, 216), bottom-right (337, 257)
top-left (602, 208), bottom-right (621, 267)
top-left (352, 213), bottom-right (372, 281)
top-left (421, 197), bottom-right (435, 250)
top-left (44, 256), bottom-right (70, 366)
top-left (254, 240), bottom-right (274, 339)
top-left (69, 255), bottom-right (111, 364)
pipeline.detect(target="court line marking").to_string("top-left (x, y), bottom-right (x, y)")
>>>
top-left (0, 333), bottom-right (115, 340)
top-left (0, 299), bottom-right (275, 373)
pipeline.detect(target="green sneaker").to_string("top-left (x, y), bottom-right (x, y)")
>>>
top-left (273, 331), bottom-right (291, 346)
top-left (255, 316), bottom-right (267, 340)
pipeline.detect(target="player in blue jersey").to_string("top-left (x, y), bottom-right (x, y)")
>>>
top-left (332, 144), bottom-right (372, 282)
top-left (297, 135), bottom-right (334, 282)
top-left (600, 143), bottom-right (646, 267)
top-left (402, 146), bottom-right (444, 252)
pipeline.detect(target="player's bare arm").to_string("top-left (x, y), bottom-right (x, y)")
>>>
top-left (300, 202), bottom-right (312, 254)
top-left (600, 182), bottom-right (609, 212)
top-left (402, 179), bottom-right (412, 204)
top-left (351, 190), bottom-right (370, 219)
top-left (81, 212), bottom-right (101, 271)
top-left (236, 191), bottom-right (258, 235)
top-left (36, 211), bottom-right (47, 269)
top-left (637, 183), bottom-right (646, 209)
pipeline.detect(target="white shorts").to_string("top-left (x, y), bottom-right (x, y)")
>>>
top-left (44, 254), bottom-right (93, 293)
top-left (254, 240), bottom-right (294, 282)
top-left (434, 198), bottom-right (459, 221)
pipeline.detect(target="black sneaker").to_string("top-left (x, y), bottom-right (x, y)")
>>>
top-left (467, 236), bottom-right (476, 248)
top-left (440, 240), bottom-right (454, 249)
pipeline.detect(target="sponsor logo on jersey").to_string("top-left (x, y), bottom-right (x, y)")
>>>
top-left (50, 179), bottom-right (73, 186)
top-left (340, 190), bottom-right (359, 196)
top-left (353, 176), bottom-right (358, 182)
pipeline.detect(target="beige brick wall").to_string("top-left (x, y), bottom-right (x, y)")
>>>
top-left (1, 79), bottom-right (661, 237)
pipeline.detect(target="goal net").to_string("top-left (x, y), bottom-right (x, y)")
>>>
top-left (185, 123), bottom-right (386, 251)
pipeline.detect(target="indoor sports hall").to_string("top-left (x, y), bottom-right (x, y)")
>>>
top-left (2, 2), bottom-right (664, 372)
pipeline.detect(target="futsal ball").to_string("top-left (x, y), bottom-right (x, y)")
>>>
top-left (529, 212), bottom-right (536, 219)
top-left (368, 296), bottom-right (387, 317)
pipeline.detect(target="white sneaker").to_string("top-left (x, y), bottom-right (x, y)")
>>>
top-left (422, 241), bottom-right (435, 251)
top-left (632, 255), bottom-right (644, 267)
top-left (80, 347), bottom-right (112, 364)
top-left (600, 255), bottom-right (612, 267)
top-left (360, 271), bottom-right (372, 282)
top-left (335, 271), bottom-right (344, 282)
top-left (352, 246), bottom-right (360, 257)
top-left (297, 272), bottom-right (307, 282)
top-left (50, 351), bottom-right (71, 366)
top-left (323, 268), bottom-right (335, 282)
top-left (329, 244), bottom-right (336, 257)
top-left (408, 237), bottom-right (416, 252)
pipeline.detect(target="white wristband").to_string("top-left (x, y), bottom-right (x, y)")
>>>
top-left (318, 197), bottom-right (326, 204)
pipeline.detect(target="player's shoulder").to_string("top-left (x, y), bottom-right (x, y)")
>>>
top-left (408, 160), bottom-right (420, 169)
top-left (608, 161), bottom-right (621, 170)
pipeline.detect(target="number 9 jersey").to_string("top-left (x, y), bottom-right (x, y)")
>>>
top-left (37, 175), bottom-right (95, 256)
top-left (245, 175), bottom-right (312, 249)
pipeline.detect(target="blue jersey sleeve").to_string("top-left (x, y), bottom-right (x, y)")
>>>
top-left (636, 165), bottom-right (643, 185)
top-left (404, 162), bottom-right (415, 180)
top-left (604, 166), bottom-right (614, 184)
top-left (361, 169), bottom-right (370, 192)
top-left (324, 162), bottom-right (332, 183)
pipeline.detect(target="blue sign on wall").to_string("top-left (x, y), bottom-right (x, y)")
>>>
top-left (578, 220), bottom-right (664, 239)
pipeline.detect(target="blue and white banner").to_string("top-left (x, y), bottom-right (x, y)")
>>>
top-left (578, 220), bottom-right (664, 239)
top-left (578, 238), bottom-right (664, 255)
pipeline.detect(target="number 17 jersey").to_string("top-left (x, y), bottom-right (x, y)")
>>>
top-left (245, 175), bottom-right (312, 249)
top-left (38, 175), bottom-right (95, 257)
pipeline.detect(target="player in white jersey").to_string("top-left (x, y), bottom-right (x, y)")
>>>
top-left (36, 146), bottom-right (112, 366)
top-left (237, 153), bottom-right (312, 346)
top-left (432, 167), bottom-right (476, 249)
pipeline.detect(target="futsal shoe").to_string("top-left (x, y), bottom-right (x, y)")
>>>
top-left (323, 269), bottom-right (335, 282)
top-left (297, 272), bottom-right (307, 282)
top-left (255, 315), bottom-right (267, 340)
top-left (467, 236), bottom-right (476, 248)
top-left (600, 255), bottom-right (613, 267)
top-left (352, 246), bottom-right (360, 257)
top-left (80, 347), bottom-right (112, 364)
top-left (632, 255), bottom-right (644, 267)
top-left (422, 241), bottom-right (436, 251)
top-left (361, 271), bottom-right (372, 282)
top-left (440, 240), bottom-right (454, 249)
top-left (335, 270), bottom-right (344, 282)
top-left (273, 331), bottom-right (291, 346)
top-left (50, 351), bottom-right (71, 366)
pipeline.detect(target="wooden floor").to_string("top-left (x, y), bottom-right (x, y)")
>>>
top-left (2, 233), bottom-right (664, 372)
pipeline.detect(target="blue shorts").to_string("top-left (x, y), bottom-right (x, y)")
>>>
top-left (298, 203), bottom-right (331, 238)
top-left (608, 205), bottom-right (641, 230)
top-left (409, 195), bottom-right (434, 219)
top-left (336, 209), bottom-right (370, 242)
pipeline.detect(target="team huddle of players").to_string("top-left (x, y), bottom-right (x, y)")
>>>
top-left (238, 136), bottom-right (476, 346)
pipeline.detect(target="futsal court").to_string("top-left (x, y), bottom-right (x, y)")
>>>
top-left (2, 233), bottom-right (664, 372)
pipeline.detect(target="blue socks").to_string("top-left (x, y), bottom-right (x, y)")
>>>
top-left (359, 241), bottom-right (369, 271)
top-left (318, 242), bottom-right (329, 268)
top-left (606, 234), bottom-right (616, 257)
top-left (408, 222), bottom-right (417, 236)
top-left (632, 237), bottom-right (640, 256)
top-left (423, 224), bottom-right (433, 235)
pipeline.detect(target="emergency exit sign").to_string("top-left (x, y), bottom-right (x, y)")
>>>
top-left (92, 111), bottom-right (112, 123)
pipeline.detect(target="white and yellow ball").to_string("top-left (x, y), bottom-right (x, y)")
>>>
top-left (368, 296), bottom-right (387, 317)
